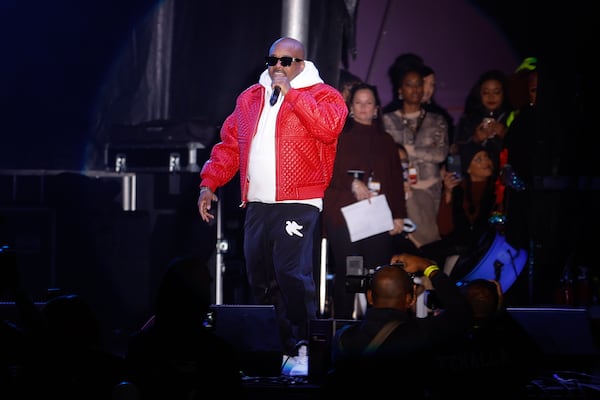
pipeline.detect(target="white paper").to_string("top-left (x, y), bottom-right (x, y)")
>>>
top-left (340, 194), bottom-right (394, 242)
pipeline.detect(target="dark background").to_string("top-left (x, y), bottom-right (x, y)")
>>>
top-left (0, 1), bottom-right (587, 171)
top-left (0, 0), bottom-right (587, 170)
top-left (0, 0), bottom-right (592, 340)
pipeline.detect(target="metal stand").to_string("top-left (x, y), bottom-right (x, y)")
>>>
top-left (213, 190), bottom-right (228, 305)
top-left (319, 238), bottom-right (328, 316)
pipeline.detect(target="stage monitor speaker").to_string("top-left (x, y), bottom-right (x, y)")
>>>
top-left (0, 207), bottom-right (56, 301)
top-left (209, 304), bottom-right (282, 377)
top-left (308, 318), bottom-right (359, 384)
top-left (508, 306), bottom-right (600, 371)
top-left (0, 301), bottom-right (46, 326)
top-left (507, 306), bottom-right (599, 356)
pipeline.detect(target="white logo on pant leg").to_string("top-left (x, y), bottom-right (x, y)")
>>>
top-left (285, 220), bottom-right (304, 237)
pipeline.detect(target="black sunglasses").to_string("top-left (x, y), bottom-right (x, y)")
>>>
top-left (265, 56), bottom-right (303, 67)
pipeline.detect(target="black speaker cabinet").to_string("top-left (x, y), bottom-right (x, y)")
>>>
top-left (209, 304), bottom-right (282, 377)
top-left (508, 306), bottom-right (600, 372)
top-left (0, 301), bottom-right (46, 326)
top-left (0, 207), bottom-right (56, 301)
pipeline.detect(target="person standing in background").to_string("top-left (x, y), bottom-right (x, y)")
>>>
top-left (499, 59), bottom-right (539, 305)
top-left (421, 64), bottom-right (455, 145)
top-left (323, 83), bottom-right (406, 320)
top-left (382, 54), bottom-right (454, 141)
top-left (502, 58), bottom-right (538, 250)
top-left (197, 37), bottom-right (348, 356)
top-left (337, 68), bottom-right (363, 106)
top-left (383, 66), bottom-right (449, 249)
top-left (454, 69), bottom-right (511, 176)
top-left (382, 52), bottom-right (424, 114)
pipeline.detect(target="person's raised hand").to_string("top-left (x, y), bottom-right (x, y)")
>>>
top-left (390, 253), bottom-right (437, 276)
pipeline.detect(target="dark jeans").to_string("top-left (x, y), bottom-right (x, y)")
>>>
top-left (243, 202), bottom-right (319, 355)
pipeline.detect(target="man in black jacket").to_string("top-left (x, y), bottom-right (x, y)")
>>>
top-left (323, 253), bottom-right (471, 398)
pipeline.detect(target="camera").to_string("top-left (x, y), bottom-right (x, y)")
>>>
top-left (345, 270), bottom-right (376, 294)
top-left (344, 262), bottom-right (407, 294)
top-left (423, 289), bottom-right (441, 310)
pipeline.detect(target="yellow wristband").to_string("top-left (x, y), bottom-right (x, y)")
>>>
top-left (423, 265), bottom-right (440, 278)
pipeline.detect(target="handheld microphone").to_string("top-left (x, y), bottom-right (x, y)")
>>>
top-left (269, 86), bottom-right (281, 106)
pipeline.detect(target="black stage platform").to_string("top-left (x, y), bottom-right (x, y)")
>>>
top-left (2, 302), bottom-right (600, 399)
top-left (241, 308), bottom-right (600, 399)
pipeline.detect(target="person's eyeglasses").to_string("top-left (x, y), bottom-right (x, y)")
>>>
top-left (265, 56), bottom-right (303, 67)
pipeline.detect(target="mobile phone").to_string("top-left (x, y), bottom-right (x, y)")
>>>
top-left (446, 154), bottom-right (462, 180)
top-left (483, 117), bottom-right (495, 126)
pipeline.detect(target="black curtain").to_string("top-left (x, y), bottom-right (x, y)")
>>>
top-left (308, 0), bottom-right (358, 90)
top-left (87, 0), bottom-right (282, 170)
top-left (0, 0), bottom-right (355, 171)
top-left (0, 0), bottom-right (156, 170)
top-left (168, 0), bottom-right (281, 129)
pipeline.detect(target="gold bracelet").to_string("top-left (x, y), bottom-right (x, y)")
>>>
top-left (423, 265), bottom-right (440, 278)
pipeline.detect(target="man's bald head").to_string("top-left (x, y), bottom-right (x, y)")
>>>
top-left (267, 37), bottom-right (305, 82)
top-left (368, 265), bottom-right (415, 310)
top-left (269, 37), bottom-right (305, 59)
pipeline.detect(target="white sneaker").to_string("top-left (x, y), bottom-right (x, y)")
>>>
top-left (281, 354), bottom-right (295, 375)
top-left (289, 345), bottom-right (308, 376)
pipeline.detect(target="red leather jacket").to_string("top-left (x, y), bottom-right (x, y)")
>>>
top-left (200, 82), bottom-right (347, 204)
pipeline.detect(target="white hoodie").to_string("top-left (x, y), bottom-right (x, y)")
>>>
top-left (247, 61), bottom-right (325, 208)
